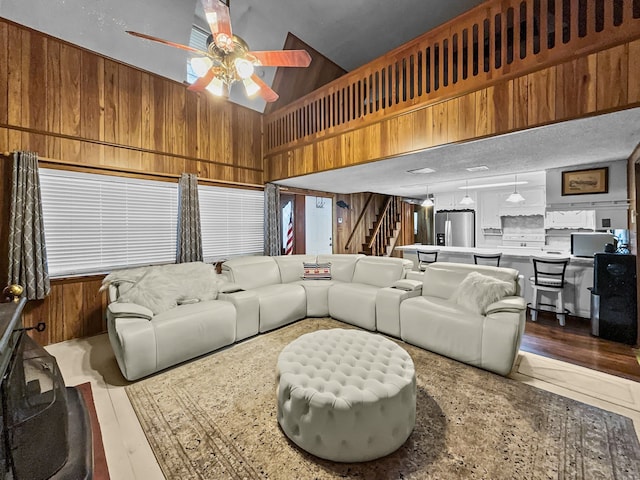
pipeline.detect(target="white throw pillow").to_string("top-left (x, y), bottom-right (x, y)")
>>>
top-left (450, 271), bottom-right (515, 315)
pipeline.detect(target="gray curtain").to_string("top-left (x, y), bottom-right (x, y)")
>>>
top-left (8, 151), bottom-right (50, 300)
top-left (264, 183), bottom-right (281, 256)
top-left (176, 173), bottom-right (203, 263)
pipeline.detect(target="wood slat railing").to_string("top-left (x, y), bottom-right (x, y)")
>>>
top-left (265, 0), bottom-right (640, 154)
top-left (363, 196), bottom-right (402, 256)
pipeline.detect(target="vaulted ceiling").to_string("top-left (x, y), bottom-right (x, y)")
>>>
top-left (0, 0), bottom-right (485, 111)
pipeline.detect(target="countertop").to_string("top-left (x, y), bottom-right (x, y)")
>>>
top-left (396, 244), bottom-right (594, 265)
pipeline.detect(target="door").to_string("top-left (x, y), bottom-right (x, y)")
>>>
top-left (305, 196), bottom-right (333, 254)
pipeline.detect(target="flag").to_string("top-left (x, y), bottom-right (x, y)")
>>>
top-left (285, 214), bottom-right (294, 255)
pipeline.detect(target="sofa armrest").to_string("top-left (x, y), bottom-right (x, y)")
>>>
top-left (219, 282), bottom-right (244, 294)
top-left (108, 302), bottom-right (154, 320)
top-left (391, 279), bottom-right (423, 292)
top-left (405, 271), bottom-right (424, 282)
top-left (485, 296), bottom-right (526, 315)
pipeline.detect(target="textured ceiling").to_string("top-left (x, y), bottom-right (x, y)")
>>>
top-left (275, 108), bottom-right (640, 198)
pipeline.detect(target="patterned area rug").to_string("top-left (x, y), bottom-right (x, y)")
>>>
top-left (126, 318), bottom-right (640, 479)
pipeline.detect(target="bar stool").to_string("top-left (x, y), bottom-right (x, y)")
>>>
top-left (417, 250), bottom-right (438, 271)
top-left (529, 255), bottom-right (570, 326)
top-left (473, 252), bottom-right (502, 267)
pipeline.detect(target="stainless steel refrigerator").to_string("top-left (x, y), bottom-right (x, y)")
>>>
top-left (435, 209), bottom-right (475, 247)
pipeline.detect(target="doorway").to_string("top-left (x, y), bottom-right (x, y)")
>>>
top-left (305, 196), bottom-right (333, 254)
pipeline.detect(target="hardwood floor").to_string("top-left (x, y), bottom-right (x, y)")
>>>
top-left (521, 310), bottom-right (640, 382)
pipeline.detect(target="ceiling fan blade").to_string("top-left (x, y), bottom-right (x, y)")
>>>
top-left (202, 0), bottom-right (234, 51)
top-left (126, 31), bottom-right (209, 56)
top-left (188, 67), bottom-right (216, 91)
top-left (248, 50), bottom-right (312, 67)
top-left (250, 74), bottom-right (279, 102)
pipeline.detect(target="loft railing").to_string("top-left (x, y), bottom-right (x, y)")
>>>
top-left (265, 0), bottom-right (640, 153)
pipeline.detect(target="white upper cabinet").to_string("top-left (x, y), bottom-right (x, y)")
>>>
top-left (545, 210), bottom-right (596, 229)
top-left (435, 191), bottom-right (477, 211)
top-left (479, 191), bottom-right (502, 228)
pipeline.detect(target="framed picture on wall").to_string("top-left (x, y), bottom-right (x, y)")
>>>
top-left (561, 167), bottom-right (609, 196)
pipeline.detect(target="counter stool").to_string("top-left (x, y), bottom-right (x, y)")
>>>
top-left (417, 250), bottom-right (438, 271)
top-left (473, 252), bottom-right (502, 267)
top-left (529, 256), bottom-right (570, 326)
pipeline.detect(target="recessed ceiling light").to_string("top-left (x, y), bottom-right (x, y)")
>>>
top-left (458, 181), bottom-right (528, 189)
top-left (466, 165), bottom-right (489, 172)
top-left (407, 167), bottom-right (436, 174)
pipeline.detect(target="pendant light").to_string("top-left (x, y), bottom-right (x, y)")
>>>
top-left (459, 180), bottom-right (474, 205)
top-left (421, 185), bottom-right (434, 206)
top-left (506, 174), bottom-right (526, 203)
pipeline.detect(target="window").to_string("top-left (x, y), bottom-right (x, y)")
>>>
top-left (199, 185), bottom-right (264, 261)
top-left (186, 25), bottom-right (210, 84)
top-left (39, 169), bottom-right (178, 277)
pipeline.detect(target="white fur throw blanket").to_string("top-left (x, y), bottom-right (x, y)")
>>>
top-left (101, 262), bottom-right (223, 315)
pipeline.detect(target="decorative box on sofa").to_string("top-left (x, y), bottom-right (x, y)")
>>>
top-left (399, 262), bottom-right (527, 376)
top-left (104, 262), bottom-right (236, 381)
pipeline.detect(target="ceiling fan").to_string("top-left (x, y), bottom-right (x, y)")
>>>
top-left (127, 0), bottom-right (311, 102)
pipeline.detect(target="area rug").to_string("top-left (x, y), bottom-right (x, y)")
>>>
top-left (126, 318), bottom-right (640, 479)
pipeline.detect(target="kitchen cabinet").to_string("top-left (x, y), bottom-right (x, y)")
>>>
top-left (479, 191), bottom-right (502, 229)
top-left (545, 210), bottom-right (596, 229)
top-left (435, 191), bottom-right (477, 211)
top-left (499, 186), bottom-right (546, 215)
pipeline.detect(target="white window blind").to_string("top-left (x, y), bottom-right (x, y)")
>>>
top-left (39, 169), bottom-right (178, 277)
top-left (199, 185), bottom-right (264, 261)
top-left (186, 25), bottom-right (210, 84)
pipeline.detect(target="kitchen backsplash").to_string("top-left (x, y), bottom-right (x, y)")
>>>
top-left (501, 215), bottom-right (544, 234)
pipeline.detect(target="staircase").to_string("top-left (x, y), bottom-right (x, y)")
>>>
top-left (361, 196), bottom-right (403, 256)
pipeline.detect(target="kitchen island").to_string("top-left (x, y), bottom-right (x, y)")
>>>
top-left (395, 244), bottom-right (594, 318)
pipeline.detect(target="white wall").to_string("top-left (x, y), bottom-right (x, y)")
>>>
top-left (546, 159), bottom-right (628, 206)
top-left (0, 0), bottom-right (196, 84)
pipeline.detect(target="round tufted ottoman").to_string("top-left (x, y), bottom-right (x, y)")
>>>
top-left (276, 328), bottom-right (416, 462)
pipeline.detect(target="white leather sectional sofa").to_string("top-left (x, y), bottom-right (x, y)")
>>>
top-left (105, 255), bottom-right (525, 381)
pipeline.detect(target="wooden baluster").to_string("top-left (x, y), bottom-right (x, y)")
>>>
top-left (569, 0), bottom-right (579, 42)
top-left (622, 0), bottom-right (633, 25)
top-left (540, 0), bottom-right (549, 51)
top-left (526, 0), bottom-right (535, 58)
top-left (603, 0), bottom-right (614, 30)
top-left (585, 0), bottom-right (595, 36)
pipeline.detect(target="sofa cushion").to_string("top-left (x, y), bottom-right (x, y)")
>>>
top-left (222, 256), bottom-right (282, 289)
top-left (450, 272), bottom-right (516, 315)
top-left (292, 279), bottom-right (337, 317)
top-left (400, 296), bottom-right (484, 365)
top-left (153, 300), bottom-right (236, 371)
top-left (317, 254), bottom-right (363, 282)
top-left (250, 283), bottom-right (307, 332)
top-left (328, 283), bottom-right (379, 331)
top-left (422, 263), bottom-right (519, 299)
top-left (351, 257), bottom-right (407, 288)
top-left (274, 254), bottom-right (317, 283)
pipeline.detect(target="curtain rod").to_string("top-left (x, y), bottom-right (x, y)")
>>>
top-left (1, 151), bottom-right (263, 189)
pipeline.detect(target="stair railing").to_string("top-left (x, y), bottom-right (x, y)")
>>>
top-left (366, 196), bottom-right (402, 256)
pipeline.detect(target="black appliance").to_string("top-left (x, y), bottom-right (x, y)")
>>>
top-left (590, 253), bottom-right (637, 345)
top-left (0, 299), bottom-right (93, 480)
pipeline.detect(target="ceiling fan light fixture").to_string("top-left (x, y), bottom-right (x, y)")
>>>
top-left (206, 76), bottom-right (226, 97)
top-left (190, 56), bottom-right (213, 77)
top-left (235, 58), bottom-right (255, 79)
top-left (243, 77), bottom-right (261, 97)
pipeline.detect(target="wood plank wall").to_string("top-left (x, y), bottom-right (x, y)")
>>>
top-left (0, 18), bottom-right (264, 345)
top-left (265, 40), bottom-right (640, 182)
